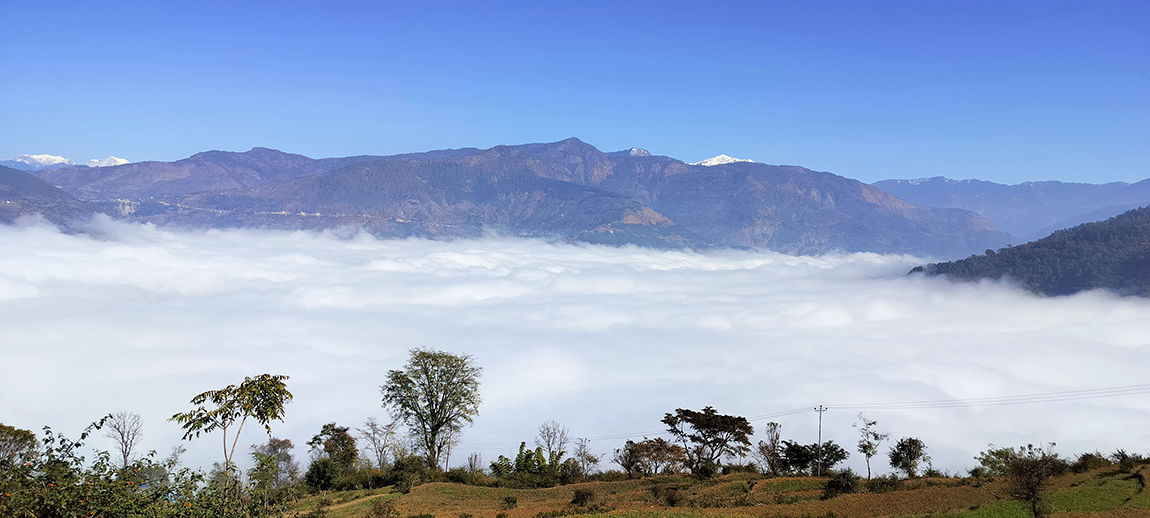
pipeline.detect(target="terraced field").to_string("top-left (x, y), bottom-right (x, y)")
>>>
top-left (287, 466), bottom-right (1150, 518)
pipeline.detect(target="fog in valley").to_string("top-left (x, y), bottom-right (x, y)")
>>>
top-left (2, 215), bottom-right (1148, 474)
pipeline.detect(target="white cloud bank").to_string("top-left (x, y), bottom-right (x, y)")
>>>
top-left (1, 215), bottom-right (1149, 474)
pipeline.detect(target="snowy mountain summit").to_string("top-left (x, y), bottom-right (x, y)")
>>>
top-left (87, 156), bottom-right (130, 167)
top-left (691, 154), bottom-right (754, 166)
top-left (628, 148), bottom-right (651, 157)
top-left (1, 154), bottom-right (76, 171)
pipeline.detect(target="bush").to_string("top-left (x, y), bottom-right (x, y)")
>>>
top-left (500, 496), bottom-right (518, 510)
top-left (304, 457), bottom-right (340, 491)
top-left (721, 462), bottom-right (760, 475)
top-left (1071, 452), bottom-right (1111, 473)
top-left (693, 461), bottom-right (718, 479)
top-left (366, 498), bottom-right (400, 518)
top-left (822, 468), bottom-right (861, 500)
top-left (866, 474), bottom-right (904, 493)
top-left (571, 488), bottom-right (594, 507)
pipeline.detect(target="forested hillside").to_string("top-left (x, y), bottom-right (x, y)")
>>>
top-left (912, 206), bottom-right (1150, 296)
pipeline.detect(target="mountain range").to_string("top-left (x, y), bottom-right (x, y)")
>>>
top-left (874, 177), bottom-right (1150, 241)
top-left (11, 138), bottom-right (1012, 257)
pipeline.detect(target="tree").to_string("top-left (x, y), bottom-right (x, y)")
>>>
top-left (308, 422), bottom-right (359, 473)
top-left (853, 413), bottom-right (889, 479)
top-left (169, 373), bottom-right (293, 473)
top-left (357, 417), bottom-right (401, 469)
top-left (888, 437), bottom-right (930, 478)
top-left (535, 421), bottom-right (571, 466)
top-left (103, 412), bottom-right (143, 469)
top-left (662, 406), bottom-right (753, 474)
top-left (752, 422), bottom-right (784, 476)
top-left (0, 423), bottom-right (37, 461)
top-left (572, 438), bottom-right (602, 475)
top-left (381, 348), bottom-right (482, 468)
top-left (780, 440), bottom-right (849, 475)
top-left (1006, 444), bottom-right (1067, 517)
top-left (613, 437), bottom-right (688, 477)
top-left (252, 437), bottom-right (298, 486)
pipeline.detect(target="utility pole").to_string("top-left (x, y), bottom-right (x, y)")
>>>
top-left (814, 405), bottom-right (827, 477)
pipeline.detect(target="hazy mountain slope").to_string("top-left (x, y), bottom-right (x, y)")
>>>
top-left (873, 176), bottom-right (1150, 240)
top-left (34, 147), bottom-right (389, 200)
top-left (912, 206), bottom-right (1150, 296)
top-left (138, 153), bottom-right (697, 248)
top-left (502, 139), bottom-right (1012, 256)
top-left (0, 165), bottom-right (93, 225)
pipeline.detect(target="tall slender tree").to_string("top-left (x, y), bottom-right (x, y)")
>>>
top-left (853, 413), bottom-right (889, 479)
top-left (103, 412), bottom-right (143, 469)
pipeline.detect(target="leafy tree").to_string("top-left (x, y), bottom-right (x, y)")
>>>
top-left (780, 440), bottom-right (849, 475)
top-left (169, 373), bottom-right (293, 475)
top-left (888, 437), bottom-right (930, 478)
top-left (381, 348), bottom-right (482, 468)
top-left (613, 438), bottom-right (687, 478)
top-left (0, 423), bottom-right (37, 461)
top-left (103, 411), bottom-right (143, 469)
top-left (853, 413), bottom-right (889, 479)
top-left (304, 457), bottom-right (340, 491)
top-left (308, 422), bottom-right (359, 473)
top-left (662, 406), bottom-right (753, 474)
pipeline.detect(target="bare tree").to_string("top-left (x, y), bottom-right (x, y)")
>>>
top-left (357, 417), bottom-right (401, 469)
top-left (104, 412), bottom-right (143, 469)
top-left (467, 452), bottom-right (484, 474)
top-left (535, 421), bottom-right (571, 464)
top-left (752, 422), bottom-right (784, 476)
top-left (573, 438), bottom-right (602, 474)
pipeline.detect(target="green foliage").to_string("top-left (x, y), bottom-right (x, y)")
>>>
top-left (853, 414), bottom-right (889, 479)
top-left (976, 444), bottom-right (1023, 477)
top-left (822, 468), bottom-right (861, 500)
top-left (613, 438), bottom-right (688, 478)
top-left (571, 488), bottom-right (595, 506)
top-left (0, 419), bottom-right (296, 517)
top-left (888, 437), bottom-right (930, 478)
top-left (1070, 452), bottom-right (1111, 473)
top-left (780, 440), bottom-right (849, 476)
top-left (308, 422), bottom-right (359, 472)
top-left (915, 206), bottom-right (1150, 296)
top-left (865, 474), bottom-right (904, 493)
top-left (0, 423), bottom-right (37, 462)
top-left (305, 457), bottom-right (340, 491)
top-left (661, 406), bottom-right (753, 474)
top-left (381, 348), bottom-right (482, 468)
top-left (500, 495), bottom-right (518, 509)
top-left (169, 374), bottom-right (293, 470)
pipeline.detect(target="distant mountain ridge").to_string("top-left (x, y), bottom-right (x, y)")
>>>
top-left (912, 206), bottom-right (1150, 296)
top-left (874, 176), bottom-right (1150, 241)
top-left (8, 139), bottom-right (1012, 257)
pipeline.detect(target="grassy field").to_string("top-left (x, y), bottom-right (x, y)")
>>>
top-left (287, 466), bottom-right (1150, 518)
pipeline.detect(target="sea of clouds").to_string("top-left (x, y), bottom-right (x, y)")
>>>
top-left (2, 215), bottom-right (1149, 474)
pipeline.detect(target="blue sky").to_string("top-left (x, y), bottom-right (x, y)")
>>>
top-left (1, 0), bottom-right (1146, 184)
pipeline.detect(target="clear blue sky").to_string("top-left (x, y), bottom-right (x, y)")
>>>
top-left (1, 0), bottom-right (1146, 184)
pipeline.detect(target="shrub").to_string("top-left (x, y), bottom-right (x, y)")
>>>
top-left (721, 462), bottom-right (760, 475)
top-left (1071, 452), bottom-right (1111, 473)
top-left (501, 496), bottom-right (518, 510)
top-left (693, 461), bottom-right (718, 479)
top-left (865, 474), bottom-right (904, 493)
top-left (304, 457), bottom-right (340, 491)
top-left (822, 468), bottom-right (861, 500)
top-left (366, 498), bottom-right (400, 518)
top-left (571, 488), bottom-right (594, 506)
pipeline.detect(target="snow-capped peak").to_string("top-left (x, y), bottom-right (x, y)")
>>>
top-left (7, 154), bottom-right (75, 168)
top-left (86, 156), bottom-right (130, 168)
top-left (691, 154), bottom-right (754, 167)
top-left (628, 148), bottom-right (651, 157)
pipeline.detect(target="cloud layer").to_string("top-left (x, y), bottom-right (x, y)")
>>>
top-left (2, 216), bottom-right (1149, 474)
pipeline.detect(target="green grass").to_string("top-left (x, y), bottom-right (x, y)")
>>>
top-left (905, 500), bottom-right (1031, 518)
top-left (1044, 474), bottom-right (1141, 511)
